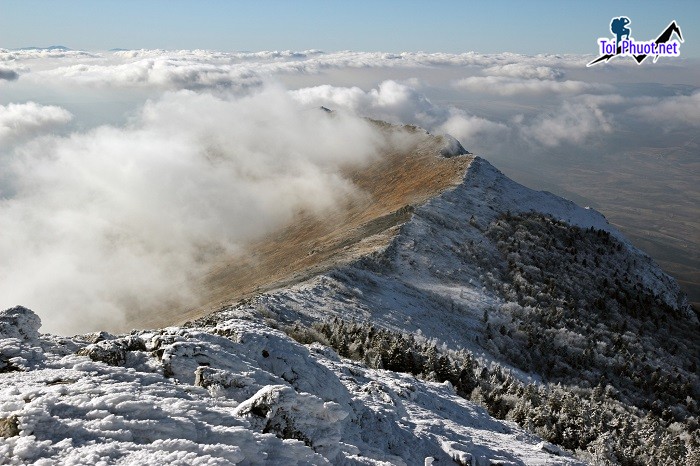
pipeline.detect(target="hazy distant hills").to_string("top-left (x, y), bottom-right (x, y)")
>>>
top-left (13, 46), bottom-right (135, 52)
top-left (16, 45), bottom-right (71, 51)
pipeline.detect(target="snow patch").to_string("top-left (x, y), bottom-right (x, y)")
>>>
top-left (0, 306), bottom-right (581, 465)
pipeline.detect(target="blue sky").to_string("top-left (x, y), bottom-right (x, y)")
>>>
top-left (1, 0), bottom-right (697, 56)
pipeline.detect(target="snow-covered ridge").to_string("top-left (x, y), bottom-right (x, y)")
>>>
top-left (244, 154), bottom-right (692, 355)
top-left (0, 306), bottom-right (580, 465)
top-left (422, 156), bottom-right (690, 313)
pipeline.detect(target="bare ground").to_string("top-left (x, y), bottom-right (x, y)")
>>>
top-left (131, 126), bottom-right (472, 329)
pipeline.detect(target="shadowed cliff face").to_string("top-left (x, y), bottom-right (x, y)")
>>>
top-left (132, 124), bottom-right (472, 329)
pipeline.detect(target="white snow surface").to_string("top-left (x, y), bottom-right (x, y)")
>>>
top-left (243, 156), bottom-right (692, 365)
top-left (0, 306), bottom-right (581, 465)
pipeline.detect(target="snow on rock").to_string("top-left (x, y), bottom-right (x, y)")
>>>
top-left (0, 307), bottom-right (41, 342)
top-left (0, 306), bottom-right (581, 465)
top-left (235, 384), bottom-right (348, 459)
top-left (0, 307), bottom-right (46, 374)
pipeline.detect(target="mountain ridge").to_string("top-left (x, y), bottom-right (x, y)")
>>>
top-left (133, 124), bottom-right (473, 330)
top-left (194, 148), bottom-right (697, 464)
top-left (0, 125), bottom-right (697, 464)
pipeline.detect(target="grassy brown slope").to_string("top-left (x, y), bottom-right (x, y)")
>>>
top-left (133, 126), bottom-right (472, 328)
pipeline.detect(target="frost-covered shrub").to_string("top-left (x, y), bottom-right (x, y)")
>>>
top-left (302, 312), bottom-right (699, 466)
top-left (473, 213), bottom-right (698, 418)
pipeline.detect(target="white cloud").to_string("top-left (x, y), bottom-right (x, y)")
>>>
top-left (630, 91), bottom-right (700, 128)
top-left (3, 49), bottom-right (591, 91)
top-left (0, 102), bottom-right (73, 144)
top-left (292, 80), bottom-right (449, 128)
top-left (482, 63), bottom-right (564, 80)
top-left (0, 48), bottom-right (97, 62)
top-left (524, 100), bottom-right (613, 147)
top-left (38, 59), bottom-right (265, 90)
top-left (438, 112), bottom-right (510, 147)
top-left (0, 87), bottom-right (384, 334)
top-left (291, 80), bottom-right (507, 148)
top-left (454, 76), bottom-right (604, 96)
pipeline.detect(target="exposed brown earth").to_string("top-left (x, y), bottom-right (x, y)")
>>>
top-left (132, 125), bottom-right (472, 329)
